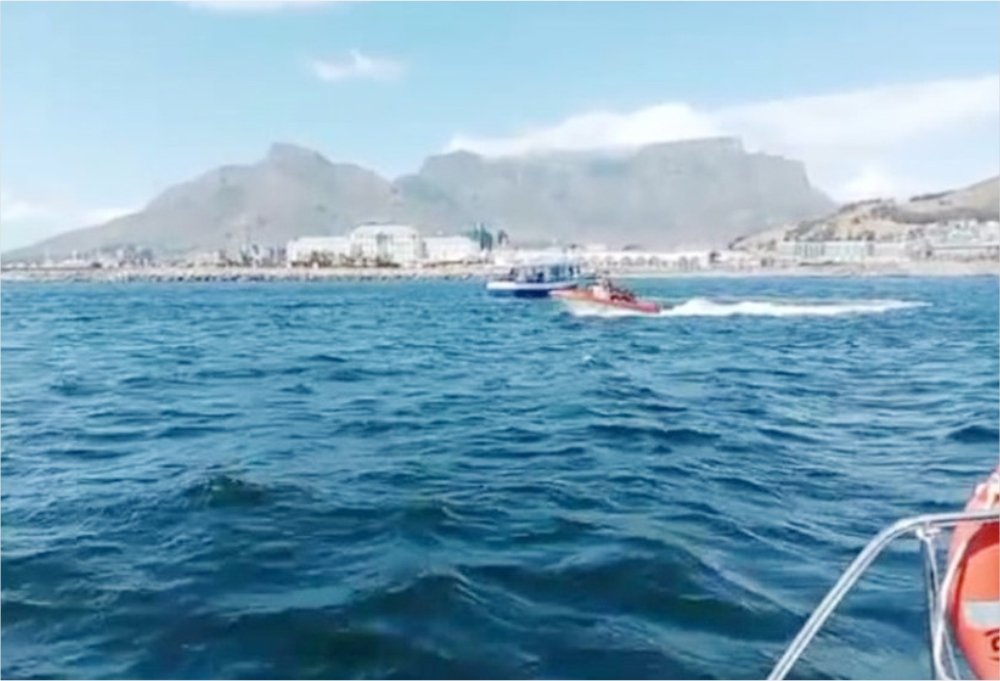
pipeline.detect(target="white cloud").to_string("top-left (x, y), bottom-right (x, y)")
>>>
top-left (310, 50), bottom-right (405, 83)
top-left (0, 191), bottom-right (59, 223)
top-left (448, 104), bottom-right (720, 158)
top-left (185, 1), bottom-right (338, 13)
top-left (838, 167), bottom-right (906, 202)
top-left (446, 74), bottom-right (1000, 201)
top-left (1, 189), bottom-right (137, 252)
top-left (716, 76), bottom-right (1000, 153)
top-left (82, 207), bottom-right (135, 224)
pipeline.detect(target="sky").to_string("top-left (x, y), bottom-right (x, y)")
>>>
top-left (2, 1), bottom-right (998, 252)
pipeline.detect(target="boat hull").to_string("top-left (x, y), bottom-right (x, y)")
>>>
top-left (486, 280), bottom-right (578, 297)
top-left (551, 289), bottom-right (662, 314)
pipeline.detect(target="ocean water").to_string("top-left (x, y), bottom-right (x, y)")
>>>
top-left (2, 276), bottom-right (997, 680)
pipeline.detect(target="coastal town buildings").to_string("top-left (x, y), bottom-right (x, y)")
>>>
top-left (285, 236), bottom-right (352, 265)
top-left (423, 235), bottom-right (481, 264)
top-left (10, 216), bottom-right (998, 273)
top-left (286, 224), bottom-right (480, 266)
top-left (495, 247), bottom-right (719, 273)
top-left (349, 224), bottom-right (423, 265)
top-left (572, 249), bottom-right (714, 272)
top-left (768, 220), bottom-right (1000, 265)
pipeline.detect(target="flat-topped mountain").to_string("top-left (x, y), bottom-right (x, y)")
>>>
top-left (408, 138), bottom-right (833, 249)
top-left (6, 138), bottom-right (836, 262)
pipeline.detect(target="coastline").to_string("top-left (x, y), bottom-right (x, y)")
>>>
top-left (1, 260), bottom-right (997, 284)
top-left (0, 265), bottom-right (489, 284)
top-left (616, 260), bottom-right (1000, 279)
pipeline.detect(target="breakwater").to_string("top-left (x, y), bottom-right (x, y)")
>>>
top-left (1, 260), bottom-right (996, 284)
top-left (0, 264), bottom-right (492, 284)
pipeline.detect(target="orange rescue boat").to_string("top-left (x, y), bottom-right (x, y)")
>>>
top-left (552, 279), bottom-right (663, 315)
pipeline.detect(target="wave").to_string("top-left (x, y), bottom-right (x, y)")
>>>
top-left (561, 297), bottom-right (928, 318)
top-left (183, 473), bottom-right (272, 509)
top-left (947, 424), bottom-right (1000, 444)
top-left (3, 278), bottom-right (991, 681)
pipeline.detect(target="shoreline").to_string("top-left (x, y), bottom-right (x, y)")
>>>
top-left (1, 261), bottom-right (997, 284)
top-left (0, 265), bottom-right (489, 284)
top-left (615, 261), bottom-right (1000, 279)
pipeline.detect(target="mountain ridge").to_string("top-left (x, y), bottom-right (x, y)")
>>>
top-left (5, 138), bottom-right (836, 262)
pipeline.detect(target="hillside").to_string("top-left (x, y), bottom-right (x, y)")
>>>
top-left (5, 138), bottom-right (835, 262)
top-left (732, 176), bottom-right (1000, 249)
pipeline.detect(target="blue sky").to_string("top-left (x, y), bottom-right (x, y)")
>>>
top-left (2, 1), bottom-right (998, 251)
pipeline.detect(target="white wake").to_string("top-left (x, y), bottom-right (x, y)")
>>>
top-left (559, 297), bottom-right (928, 318)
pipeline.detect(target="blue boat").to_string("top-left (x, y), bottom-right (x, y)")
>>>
top-left (486, 253), bottom-right (582, 297)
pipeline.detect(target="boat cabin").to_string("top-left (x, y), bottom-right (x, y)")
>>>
top-left (486, 252), bottom-right (583, 297)
top-left (496, 261), bottom-right (581, 283)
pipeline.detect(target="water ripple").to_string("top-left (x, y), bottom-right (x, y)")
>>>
top-left (2, 277), bottom-right (997, 679)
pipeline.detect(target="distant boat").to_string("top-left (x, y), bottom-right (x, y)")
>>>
top-left (486, 253), bottom-right (581, 297)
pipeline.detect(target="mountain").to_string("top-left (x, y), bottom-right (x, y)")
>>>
top-left (407, 138), bottom-right (834, 249)
top-left (5, 138), bottom-right (835, 262)
top-left (6, 144), bottom-right (406, 262)
top-left (731, 175), bottom-right (1000, 249)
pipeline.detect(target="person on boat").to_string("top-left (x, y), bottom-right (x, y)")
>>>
top-left (612, 284), bottom-right (636, 303)
top-left (591, 277), bottom-right (613, 301)
top-left (591, 276), bottom-right (636, 303)
top-left (597, 277), bottom-right (635, 302)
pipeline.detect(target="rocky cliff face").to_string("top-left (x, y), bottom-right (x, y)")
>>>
top-left (6, 138), bottom-right (835, 262)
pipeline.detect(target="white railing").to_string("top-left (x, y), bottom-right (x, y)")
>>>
top-left (768, 508), bottom-right (998, 680)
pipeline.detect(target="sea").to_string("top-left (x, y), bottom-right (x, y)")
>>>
top-left (2, 275), bottom-right (998, 680)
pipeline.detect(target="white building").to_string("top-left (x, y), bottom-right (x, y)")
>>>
top-left (423, 235), bottom-right (480, 264)
top-left (712, 249), bottom-right (757, 269)
top-left (774, 240), bottom-right (923, 264)
top-left (350, 224), bottom-right (422, 265)
top-left (573, 249), bottom-right (712, 271)
top-left (188, 250), bottom-right (226, 267)
top-left (288, 224), bottom-right (490, 267)
top-left (286, 236), bottom-right (351, 265)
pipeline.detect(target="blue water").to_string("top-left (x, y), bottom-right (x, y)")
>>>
top-left (2, 276), bottom-right (997, 680)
